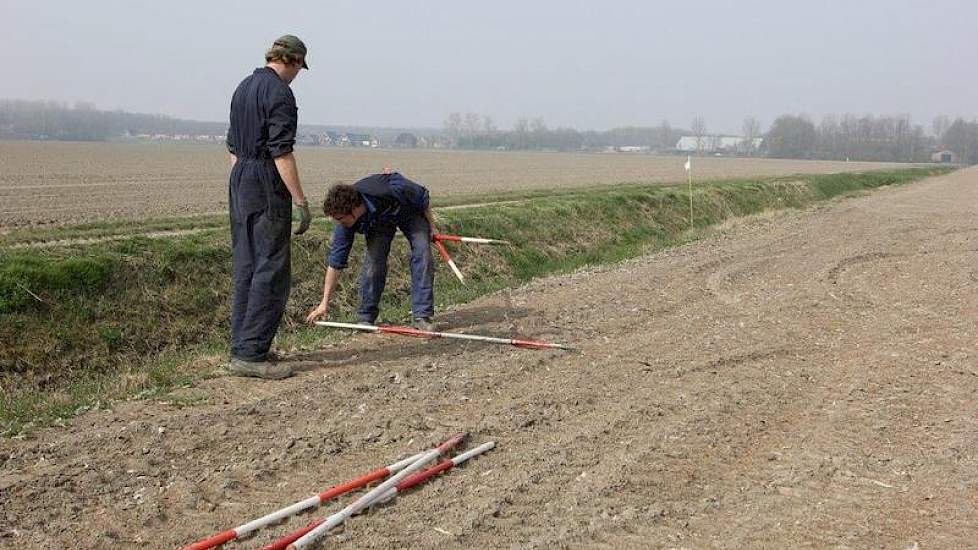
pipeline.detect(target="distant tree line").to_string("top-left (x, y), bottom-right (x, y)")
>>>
top-left (765, 113), bottom-right (978, 163)
top-left (4, 99), bottom-right (977, 164)
top-left (0, 99), bottom-right (226, 141)
top-left (445, 111), bottom-right (978, 164)
top-left (443, 112), bottom-right (684, 152)
top-left (766, 113), bottom-right (927, 162)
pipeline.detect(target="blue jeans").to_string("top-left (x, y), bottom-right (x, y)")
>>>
top-left (357, 212), bottom-right (434, 323)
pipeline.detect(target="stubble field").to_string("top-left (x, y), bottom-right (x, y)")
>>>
top-left (0, 141), bottom-right (906, 229)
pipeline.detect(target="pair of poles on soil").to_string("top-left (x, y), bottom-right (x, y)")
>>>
top-left (316, 232), bottom-right (577, 351)
top-left (183, 434), bottom-right (492, 550)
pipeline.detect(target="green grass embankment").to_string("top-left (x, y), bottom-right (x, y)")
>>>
top-left (0, 166), bottom-right (953, 434)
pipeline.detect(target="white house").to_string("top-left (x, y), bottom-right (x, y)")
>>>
top-left (676, 135), bottom-right (763, 154)
top-left (931, 150), bottom-right (958, 163)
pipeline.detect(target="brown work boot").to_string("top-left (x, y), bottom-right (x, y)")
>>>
top-left (228, 356), bottom-right (293, 380)
top-left (412, 317), bottom-right (437, 332)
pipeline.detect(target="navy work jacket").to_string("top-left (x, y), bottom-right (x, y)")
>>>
top-left (327, 173), bottom-right (431, 269)
top-left (226, 67), bottom-right (298, 219)
top-left (226, 67), bottom-right (297, 159)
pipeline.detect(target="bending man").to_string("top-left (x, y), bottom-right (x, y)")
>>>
top-left (306, 172), bottom-right (437, 330)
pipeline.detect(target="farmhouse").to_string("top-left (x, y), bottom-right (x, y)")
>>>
top-left (931, 149), bottom-right (958, 163)
top-left (324, 131), bottom-right (342, 146)
top-left (344, 133), bottom-right (378, 147)
top-left (676, 135), bottom-right (763, 155)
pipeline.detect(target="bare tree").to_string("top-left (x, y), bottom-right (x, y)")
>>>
top-left (443, 112), bottom-right (462, 147)
top-left (767, 114), bottom-right (816, 159)
top-left (514, 117), bottom-right (530, 149)
top-left (741, 116), bottom-right (760, 156)
top-left (818, 114), bottom-right (840, 159)
top-left (482, 114), bottom-right (496, 133)
top-left (932, 115), bottom-right (951, 141)
top-left (463, 112), bottom-right (481, 137)
top-left (691, 116), bottom-right (706, 154)
top-left (943, 118), bottom-right (978, 164)
top-left (658, 119), bottom-right (672, 149)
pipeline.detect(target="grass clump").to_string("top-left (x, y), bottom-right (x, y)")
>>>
top-left (0, 253), bottom-right (115, 313)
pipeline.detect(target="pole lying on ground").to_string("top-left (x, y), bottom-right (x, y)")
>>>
top-left (434, 234), bottom-right (510, 245)
top-left (287, 433), bottom-right (467, 549)
top-left (433, 239), bottom-right (466, 286)
top-left (264, 442), bottom-right (495, 550)
top-left (316, 321), bottom-right (578, 351)
top-left (181, 451), bottom-right (428, 550)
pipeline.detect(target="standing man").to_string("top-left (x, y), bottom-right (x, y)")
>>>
top-left (226, 35), bottom-right (312, 379)
top-left (305, 172), bottom-right (437, 330)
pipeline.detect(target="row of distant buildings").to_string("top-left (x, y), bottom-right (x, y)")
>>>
top-left (125, 132), bottom-right (764, 154)
top-left (126, 131), bottom-right (385, 147)
top-left (603, 136), bottom-right (764, 155)
top-left (120, 130), bottom-right (959, 162)
top-left (126, 132), bottom-right (226, 142)
top-left (297, 131), bottom-right (450, 149)
top-left (297, 131), bottom-right (379, 148)
top-left (674, 136), bottom-right (765, 155)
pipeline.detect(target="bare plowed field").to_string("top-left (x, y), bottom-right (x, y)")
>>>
top-left (2, 168), bottom-right (975, 548)
top-left (0, 141), bottom-right (906, 228)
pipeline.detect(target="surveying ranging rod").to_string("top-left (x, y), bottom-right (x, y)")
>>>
top-left (433, 239), bottom-right (466, 285)
top-left (316, 321), bottom-right (578, 351)
top-left (432, 233), bottom-right (510, 285)
top-left (287, 434), bottom-right (467, 549)
top-left (266, 442), bottom-right (495, 550)
top-left (433, 233), bottom-right (510, 245)
top-left (182, 449), bottom-right (431, 550)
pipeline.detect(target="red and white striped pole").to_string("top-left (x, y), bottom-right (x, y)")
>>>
top-left (264, 442), bottom-right (495, 550)
top-left (287, 434), bottom-right (466, 549)
top-left (433, 239), bottom-right (466, 286)
top-left (316, 321), bottom-right (578, 351)
top-left (432, 233), bottom-right (510, 285)
top-left (434, 233), bottom-right (510, 245)
top-left (181, 451), bottom-right (428, 550)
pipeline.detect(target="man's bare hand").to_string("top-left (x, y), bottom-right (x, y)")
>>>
top-left (306, 300), bottom-right (329, 323)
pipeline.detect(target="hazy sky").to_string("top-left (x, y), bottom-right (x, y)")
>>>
top-left (3, 0), bottom-right (975, 133)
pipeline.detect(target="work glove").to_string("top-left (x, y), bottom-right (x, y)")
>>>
top-left (294, 201), bottom-right (312, 235)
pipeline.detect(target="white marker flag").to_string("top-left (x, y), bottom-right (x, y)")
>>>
top-left (684, 155), bottom-right (691, 173)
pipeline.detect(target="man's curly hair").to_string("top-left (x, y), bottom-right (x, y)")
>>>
top-left (323, 184), bottom-right (362, 217)
top-left (265, 45), bottom-right (303, 67)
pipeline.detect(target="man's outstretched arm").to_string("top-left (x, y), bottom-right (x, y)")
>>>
top-left (306, 266), bottom-right (342, 323)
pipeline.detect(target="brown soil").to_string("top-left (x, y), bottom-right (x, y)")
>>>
top-left (2, 168), bottom-right (976, 549)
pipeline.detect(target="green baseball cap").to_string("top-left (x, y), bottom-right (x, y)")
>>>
top-left (272, 34), bottom-right (309, 69)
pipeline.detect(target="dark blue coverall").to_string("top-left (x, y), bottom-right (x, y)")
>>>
top-left (226, 67), bottom-right (297, 361)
